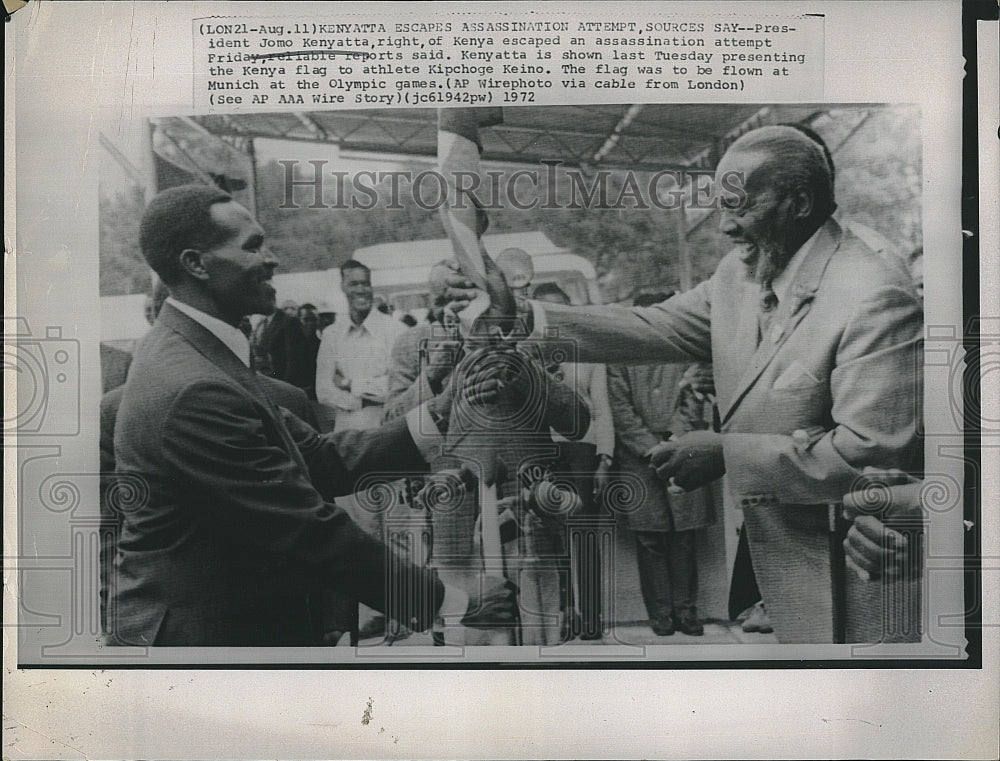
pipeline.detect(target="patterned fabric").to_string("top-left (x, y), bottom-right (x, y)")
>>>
top-left (384, 320), bottom-right (458, 426)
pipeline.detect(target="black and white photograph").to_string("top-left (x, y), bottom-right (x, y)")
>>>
top-left (80, 102), bottom-right (934, 658)
top-left (6, 1), bottom-right (995, 758)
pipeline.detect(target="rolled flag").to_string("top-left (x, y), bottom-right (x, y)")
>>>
top-left (437, 108), bottom-right (503, 333)
top-left (435, 109), bottom-right (515, 645)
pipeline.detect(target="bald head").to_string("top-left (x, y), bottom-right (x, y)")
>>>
top-left (495, 248), bottom-right (534, 290)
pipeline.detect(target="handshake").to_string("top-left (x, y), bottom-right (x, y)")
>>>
top-left (453, 344), bottom-right (545, 409)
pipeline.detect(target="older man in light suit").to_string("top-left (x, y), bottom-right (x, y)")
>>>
top-left (450, 126), bottom-right (923, 643)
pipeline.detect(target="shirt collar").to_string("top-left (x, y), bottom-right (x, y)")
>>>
top-left (166, 297), bottom-right (251, 367)
top-left (770, 225), bottom-right (823, 304)
top-left (346, 309), bottom-right (390, 335)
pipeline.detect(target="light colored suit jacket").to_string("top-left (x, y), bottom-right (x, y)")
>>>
top-left (534, 218), bottom-right (923, 642)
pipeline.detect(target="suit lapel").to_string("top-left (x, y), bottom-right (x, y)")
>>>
top-left (158, 304), bottom-right (309, 469)
top-left (726, 282), bottom-right (766, 404)
top-left (720, 218), bottom-right (843, 426)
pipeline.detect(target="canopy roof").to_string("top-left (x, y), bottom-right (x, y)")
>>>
top-left (187, 104), bottom-right (873, 172)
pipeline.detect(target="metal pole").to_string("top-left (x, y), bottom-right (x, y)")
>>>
top-left (246, 137), bottom-right (259, 218)
top-left (677, 203), bottom-right (693, 292)
top-left (829, 503), bottom-right (847, 644)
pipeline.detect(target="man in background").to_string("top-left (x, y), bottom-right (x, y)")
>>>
top-left (296, 303), bottom-right (322, 399)
top-left (315, 259), bottom-right (409, 638)
top-left (532, 282), bottom-right (615, 641)
top-left (384, 260), bottom-right (463, 424)
top-left (495, 248), bottom-right (535, 300)
top-left (250, 298), bottom-right (313, 393)
top-left (316, 260), bottom-right (407, 434)
top-left (607, 291), bottom-right (716, 637)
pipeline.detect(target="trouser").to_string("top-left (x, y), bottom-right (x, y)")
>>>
top-left (557, 441), bottom-right (602, 637)
top-left (633, 529), bottom-right (698, 621)
top-left (727, 525), bottom-right (762, 620)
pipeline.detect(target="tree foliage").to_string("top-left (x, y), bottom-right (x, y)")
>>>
top-left (99, 106), bottom-right (922, 299)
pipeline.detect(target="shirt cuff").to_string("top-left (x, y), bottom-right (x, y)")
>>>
top-left (531, 299), bottom-right (549, 337)
top-left (437, 583), bottom-right (470, 625)
top-left (492, 300), bottom-right (547, 342)
top-left (404, 401), bottom-right (446, 463)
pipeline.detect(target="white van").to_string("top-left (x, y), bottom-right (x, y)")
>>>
top-left (353, 231), bottom-right (601, 321)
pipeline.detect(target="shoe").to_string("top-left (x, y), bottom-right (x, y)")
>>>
top-left (385, 623), bottom-right (411, 644)
top-left (356, 614), bottom-right (387, 640)
top-left (321, 630), bottom-right (345, 646)
top-left (651, 616), bottom-right (675, 636)
top-left (741, 602), bottom-right (774, 634)
top-left (675, 614), bottom-right (704, 636)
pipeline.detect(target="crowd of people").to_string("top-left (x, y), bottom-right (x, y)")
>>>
top-left (98, 123), bottom-right (926, 648)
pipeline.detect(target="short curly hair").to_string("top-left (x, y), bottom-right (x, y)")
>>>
top-left (139, 184), bottom-right (235, 285)
top-left (725, 125), bottom-right (836, 221)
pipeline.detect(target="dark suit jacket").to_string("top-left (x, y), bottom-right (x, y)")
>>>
top-left (102, 371), bottom-right (353, 640)
top-left (111, 303), bottom-right (442, 646)
top-left (607, 362), bottom-right (715, 533)
top-left (265, 311), bottom-right (314, 390)
top-left (100, 343), bottom-right (133, 393)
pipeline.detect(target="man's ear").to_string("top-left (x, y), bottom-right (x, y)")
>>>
top-left (789, 188), bottom-right (814, 220)
top-left (179, 248), bottom-right (210, 280)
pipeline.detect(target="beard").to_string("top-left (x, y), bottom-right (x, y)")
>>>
top-left (739, 234), bottom-right (794, 285)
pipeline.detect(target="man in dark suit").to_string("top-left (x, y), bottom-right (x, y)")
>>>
top-left (607, 293), bottom-right (717, 637)
top-left (101, 368), bottom-right (356, 642)
top-left (110, 184), bottom-right (515, 647)
top-left (263, 307), bottom-right (314, 390)
top-left (450, 126), bottom-right (923, 643)
top-left (297, 303), bottom-right (322, 399)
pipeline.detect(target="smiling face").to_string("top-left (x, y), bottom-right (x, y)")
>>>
top-left (198, 201), bottom-right (277, 324)
top-left (341, 265), bottom-right (373, 316)
top-left (716, 149), bottom-right (800, 285)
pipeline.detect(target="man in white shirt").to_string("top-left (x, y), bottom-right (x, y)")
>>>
top-left (316, 260), bottom-right (407, 433)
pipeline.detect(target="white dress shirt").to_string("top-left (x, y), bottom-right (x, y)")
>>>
top-left (166, 297), bottom-right (251, 367)
top-left (316, 309), bottom-right (407, 431)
